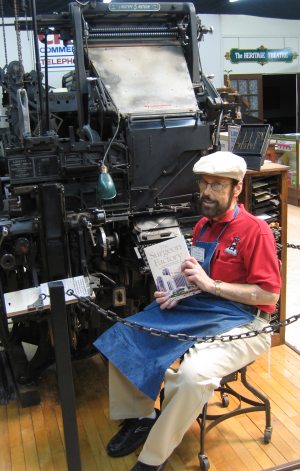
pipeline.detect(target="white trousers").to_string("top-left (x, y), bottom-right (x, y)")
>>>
top-left (108, 317), bottom-right (271, 466)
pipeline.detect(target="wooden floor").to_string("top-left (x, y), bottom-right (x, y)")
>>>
top-left (1, 344), bottom-right (300, 471)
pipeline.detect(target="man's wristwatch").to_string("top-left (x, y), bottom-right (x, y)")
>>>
top-left (214, 280), bottom-right (223, 296)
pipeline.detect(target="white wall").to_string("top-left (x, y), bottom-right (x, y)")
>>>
top-left (197, 14), bottom-right (300, 87)
top-left (197, 14), bottom-right (224, 88)
top-left (221, 15), bottom-right (300, 76)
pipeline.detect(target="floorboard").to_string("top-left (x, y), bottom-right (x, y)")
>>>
top-left (1, 345), bottom-right (300, 471)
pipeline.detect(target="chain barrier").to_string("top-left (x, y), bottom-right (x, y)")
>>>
top-left (63, 290), bottom-right (300, 345)
top-left (40, 242), bottom-right (300, 344)
top-left (287, 243), bottom-right (300, 250)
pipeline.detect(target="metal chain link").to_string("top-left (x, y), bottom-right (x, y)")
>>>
top-left (0, 0), bottom-right (8, 69)
top-left (41, 238), bottom-right (300, 343)
top-left (64, 290), bottom-right (300, 344)
top-left (287, 243), bottom-right (300, 250)
top-left (13, 0), bottom-right (24, 87)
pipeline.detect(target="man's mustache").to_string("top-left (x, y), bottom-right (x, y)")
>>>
top-left (201, 197), bottom-right (215, 203)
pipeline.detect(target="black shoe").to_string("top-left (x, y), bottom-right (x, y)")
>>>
top-left (107, 410), bottom-right (160, 457)
top-left (130, 461), bottom-right (165, 471)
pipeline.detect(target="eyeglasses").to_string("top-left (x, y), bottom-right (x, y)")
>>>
top-left (197, 178), bottom-right (231, 193)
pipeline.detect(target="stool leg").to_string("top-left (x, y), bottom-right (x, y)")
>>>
top-left (198, 403), bottom-right (210, 471)
top-left (240, 367), bottom-right (272, 442)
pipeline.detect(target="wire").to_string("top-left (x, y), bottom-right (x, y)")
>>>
top-left (102, 109), bottom-right (120, 166)
top-left (73, 0), bottom-right (120, 167)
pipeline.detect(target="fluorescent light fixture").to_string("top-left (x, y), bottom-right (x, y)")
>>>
top-left (229, 0), bottom-right (239, 2)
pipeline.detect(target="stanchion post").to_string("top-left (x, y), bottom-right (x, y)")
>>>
top-left (49, 281), bottom-right (82, 471)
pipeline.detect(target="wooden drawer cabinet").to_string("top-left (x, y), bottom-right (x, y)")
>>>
top-left (240, 162), bottom-right (288, 346)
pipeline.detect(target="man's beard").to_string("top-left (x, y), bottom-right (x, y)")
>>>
top-left (199, 191), bottom-right (234, 219)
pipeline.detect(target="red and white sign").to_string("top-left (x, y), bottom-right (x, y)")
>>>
top-left (38, 34), bottom-right (75, 69)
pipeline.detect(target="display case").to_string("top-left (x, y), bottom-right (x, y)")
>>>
top-left (268, 134), bottom-right (300, 206)
top-left (240, 162), bottom-right (288, 347)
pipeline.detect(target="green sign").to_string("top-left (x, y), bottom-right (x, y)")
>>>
top-left (109, 3), bottom-right (160, 12)
top-left (225, 46), bottom-right (298, 65)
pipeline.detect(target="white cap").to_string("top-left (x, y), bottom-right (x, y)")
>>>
top-left (193, 151), bottom-right (247, 181)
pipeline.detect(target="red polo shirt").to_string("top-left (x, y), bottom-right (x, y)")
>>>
top-left (192, 204), bottom-right (281, 313)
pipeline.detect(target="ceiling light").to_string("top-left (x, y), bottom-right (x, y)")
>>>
top-left (229, 0), bottom-right (239, 3)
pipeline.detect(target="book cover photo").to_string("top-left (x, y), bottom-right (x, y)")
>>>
top-left (144, 235), bottom-right (201, 301)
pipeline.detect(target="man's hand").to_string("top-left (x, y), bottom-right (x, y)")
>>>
top-left (181, 256), bottom-right (215, 293)
top-left (181, 256), bottom-right (279, 306)
top-left (154, 291), bottom-right (179, 310)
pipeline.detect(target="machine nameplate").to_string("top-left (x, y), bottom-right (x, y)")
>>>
top-left (8, 158), bottom-right (34, 181)
top-left (8, 156), bottom-right (60, 183)
top-left (109, 3), bottom-right (160, 12)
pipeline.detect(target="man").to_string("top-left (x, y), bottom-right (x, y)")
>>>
top-left (94, 151), bottom-right (281, 471)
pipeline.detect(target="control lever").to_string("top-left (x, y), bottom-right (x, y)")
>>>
top-left (0, 226), bottom-right (8, 248)
top-left (86, 221), bottom-right (97, 247)
top-left (80, 217), bottom-right (97, 247)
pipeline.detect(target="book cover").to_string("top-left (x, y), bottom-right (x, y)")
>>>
top-left (144, 235), bottom-right (201, 300)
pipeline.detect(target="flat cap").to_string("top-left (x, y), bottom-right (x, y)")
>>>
top-left (193, 151), bottom-right (247, 181)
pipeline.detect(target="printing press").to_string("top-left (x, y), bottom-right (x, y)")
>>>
top-left (0, 1), bottom-right (223, 404)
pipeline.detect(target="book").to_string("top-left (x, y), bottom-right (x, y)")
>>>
top-left (143, 235), bottom-right (201, 300)
top-left (4, 276), bottom-right (92, 318)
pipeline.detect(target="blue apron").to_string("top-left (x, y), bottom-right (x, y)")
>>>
top-left (94, 206), bottom-right (255, 400)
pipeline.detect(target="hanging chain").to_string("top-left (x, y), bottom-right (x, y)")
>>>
top-left (0, 0), bottom-right (8, 69)
top-left (13, 0), bottom-right (24, 87)
top-left (59, 290), bottom-right (300, 344)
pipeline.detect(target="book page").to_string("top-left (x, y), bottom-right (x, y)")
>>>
top-left (4, 287), bottom-right (42, 317)
top-left (4, 276), bottom-right (92, 318)
top-left (40, 276), bottom-right (91, 303)
top-left (144, 235), bottom-right (201, 300)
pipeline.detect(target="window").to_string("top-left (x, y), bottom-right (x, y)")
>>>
top-left (225, 74), bottom-right (263, 120)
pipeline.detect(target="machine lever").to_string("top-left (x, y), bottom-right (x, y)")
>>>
top-left (86, 221), bottom-right (97, 247)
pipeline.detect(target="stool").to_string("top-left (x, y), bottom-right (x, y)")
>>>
top-left (197, 364), bottom-right (272, 471)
